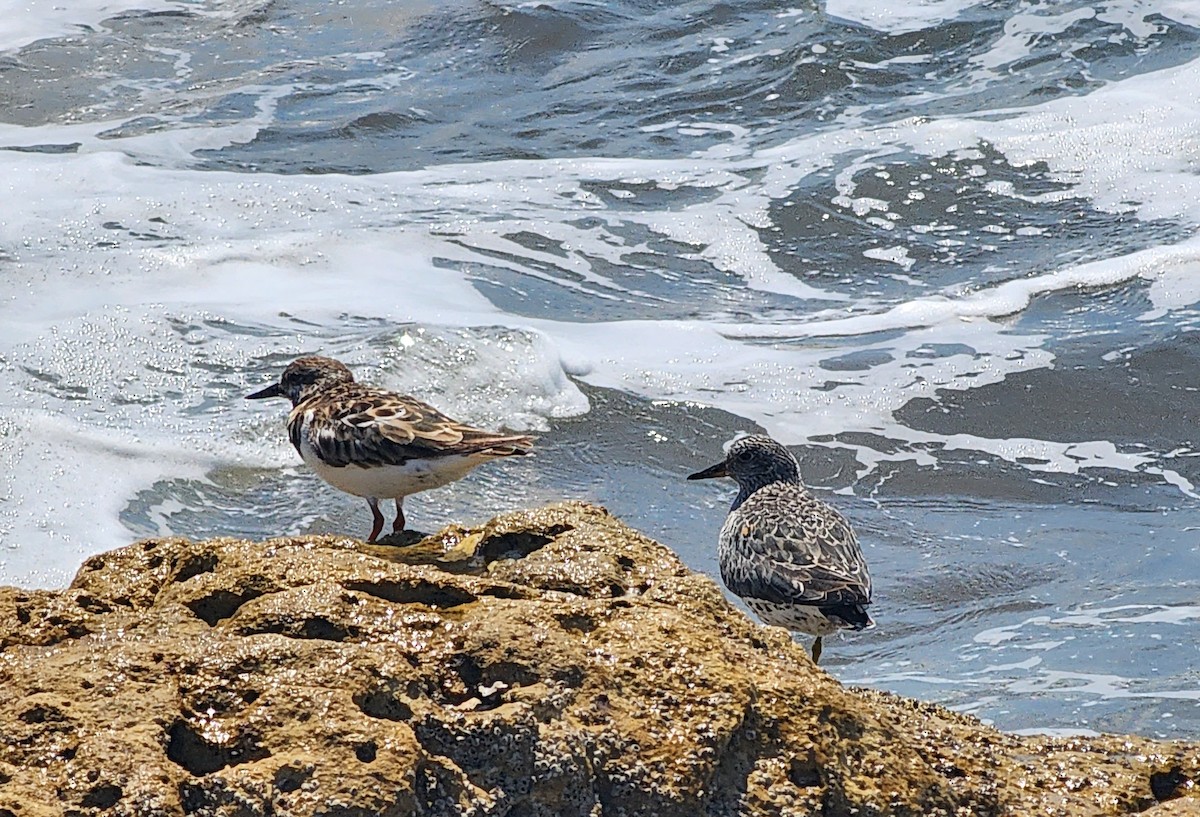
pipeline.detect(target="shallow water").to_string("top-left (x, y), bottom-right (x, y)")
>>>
top-left (1, 0), bottom-right (1198, 738)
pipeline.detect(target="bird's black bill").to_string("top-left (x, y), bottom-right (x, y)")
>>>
top-left (687, 461), bottom-right (728, 480)
top-left (245, 383), bottom-right (284, 400)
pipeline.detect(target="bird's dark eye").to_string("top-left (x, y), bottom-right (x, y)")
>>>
top-left (736, 450), bottom-right (754, 462)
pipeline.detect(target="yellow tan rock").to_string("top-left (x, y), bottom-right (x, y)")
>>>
top-left (0, 502), bottom-right (1194, 816)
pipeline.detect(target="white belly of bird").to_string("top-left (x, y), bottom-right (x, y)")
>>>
top-left (746, 599), bottom-right (840, 637)
top-left (299, 442), bottom-right (483, 500)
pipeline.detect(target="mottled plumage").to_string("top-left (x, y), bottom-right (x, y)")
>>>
top-left (247, 356), bottom-right (533, 542)
top-left (688, 434), bottom-right (873, 662)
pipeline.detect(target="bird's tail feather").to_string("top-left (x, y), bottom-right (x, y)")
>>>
top-left (821, 602), bottom-right (874, 631)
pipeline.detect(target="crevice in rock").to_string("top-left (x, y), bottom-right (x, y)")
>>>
top-left (173, 552), bottom-right (218, 584)
top-left (555, 613), bottom-right (596, 634)
top-left (165, 719), bottom-right (269, 776)
top-left (431, 655), bottom-right (538, 709)
top-left (343, 579), bottom-right (476, 609)
top-left (706, 705), bottom-right (790, 812)
top-left (274, 764), bottom-right (309, 793)
top-left (479, 584), bottom-right (535, 601)
top-left (239, 616), bottom-right (353, 642)
top-left (299, 617), bottom-right (351, 641)
top-left (19, 704), bottom-right (65, 724)
top-left (477, 524), bottom-right (572, 563)
top-left (74, 593), bottom-right (112, 613)
top-left (178, 782), bottom-right (205, 812)
top-left (788, 754), bottom-right (821, 789)
top-left (1150, 765), bottom-right (1190, 802)
top-left (355, 688), bottom-right (414, 722)
top-left (185, 589), bottom-right (262, 626)
top-left (80, 783), bottom-right (123, 809)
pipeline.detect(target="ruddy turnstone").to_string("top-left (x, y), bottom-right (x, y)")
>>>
top-left (688, 434), bottom-right (873, 663)
top-left (246, 355), bottom-right (533, 542)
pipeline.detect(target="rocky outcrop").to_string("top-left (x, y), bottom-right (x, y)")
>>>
top-left (0, 502), bottom-right (1195, 816)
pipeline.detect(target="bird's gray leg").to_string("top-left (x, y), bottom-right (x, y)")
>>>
top-left (811, 636), bottom-right (823, 664)
top-left (392, 498), bottom-right (405, 533)
top-left (366, 497), bottom-right (384, 543)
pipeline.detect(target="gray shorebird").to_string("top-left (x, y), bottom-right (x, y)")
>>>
top-left (688, 434), bottom-right (873, 663)
top-left (247, 355), bottom-right (533, 542)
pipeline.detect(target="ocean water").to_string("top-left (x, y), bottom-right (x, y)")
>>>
top-left (2, 0), bottom-right (1198, 739)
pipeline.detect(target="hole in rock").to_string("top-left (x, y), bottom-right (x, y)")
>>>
top-left (19, 705), bottom-right (63, 725)
top-left (241, 615), bottom-right (353, 642)
top-left (75, 594), bottom-right (112, 613)
top-left (355, 741), bottom-right (377, 763)
top-left (165, 719), bottom-right (269, 776)
top-left (477, 524), bottom-right (572, 563)
top-left (185, 590), bottom-right (261, 626)
top-left (299, 617), bottom-right (350, 641)
top-left (179, 782), bottom-right (205, 812)
top-left (355, 689), bottom-right (414, 722)
top-left (789, 758), bottom-right (821, 789)
top-left (80, 784), bottom-right (123, 809)
top-left (1151, 766), bottom-right (1190, 801)
top-left (173, 552), bottom-right (218, 584)
top-left (344, 579), bottom-right (476, 609)
top-left (433, 655), bottom-right (538, 708)
top-left (275, 765), bottom-right (309, 793)
top-left (555, 613), bottom-right (596, 633)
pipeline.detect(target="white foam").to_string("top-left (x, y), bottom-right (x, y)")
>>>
top-left (824, 0), bottom-right (981, 34)
top-left (973, 7), bottom-right (1098, 71)
top-left (0, 411), bottom-right (214, 587)
top-left (0, 0), bottom-right (192, 53)
top-left (975, 617), bottom-right (1052, 646)
top-left (1054, 604), bottom-right (1200, 627)
top-left (1009, 726), bottom-right (1102, 738)
top-left (7, 45), bottom-right (1200, 584)
top-left (1010, 671), bottom-right (1200, 702)
top-left (0, 146), bottom-right (595, 584)
top-left (1157, 2), bottom-right (1200, 28)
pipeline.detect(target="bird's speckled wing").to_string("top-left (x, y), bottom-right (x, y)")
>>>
top-left (718, 483), bottom-right (872, 609)
top-left (287, 384), bottom-right (533, 468)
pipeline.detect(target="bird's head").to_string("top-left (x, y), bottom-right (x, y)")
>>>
top-left (246, 355), bottom-right (355, 406)
top-left (687, 434), bottom-right (802, 489)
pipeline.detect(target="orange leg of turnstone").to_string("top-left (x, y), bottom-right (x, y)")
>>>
top-left (366, 498), bottom-right (384, 543)
top-left (392, 499), bottom-right (406, 534)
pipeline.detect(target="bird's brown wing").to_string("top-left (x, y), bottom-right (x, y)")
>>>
top-left (289, 386), bottom-right (533, 468)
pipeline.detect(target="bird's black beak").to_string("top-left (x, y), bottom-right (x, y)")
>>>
top-left (687, 461), bottom-right (728, 480)
top-left (245, 383), bottom-right (284, 400)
